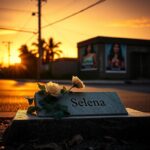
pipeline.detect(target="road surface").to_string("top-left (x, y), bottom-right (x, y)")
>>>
top-left (0, 79), bottom-right (150, 112)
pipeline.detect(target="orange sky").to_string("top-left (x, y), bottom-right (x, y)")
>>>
top-left (0, 0), bottom-right (150, 66)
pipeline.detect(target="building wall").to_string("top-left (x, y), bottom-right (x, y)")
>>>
top-left (127, 45), bottom-right (150, 79)
top-left (51, 59), bottom-right (78, 78)
top-left (77, 36), bottom-right (150, 79)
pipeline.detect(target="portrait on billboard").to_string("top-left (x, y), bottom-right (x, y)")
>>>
top-left (80, 44), bottom-right (98, 71)
top-left (105, 43), bottom-right (127, 73)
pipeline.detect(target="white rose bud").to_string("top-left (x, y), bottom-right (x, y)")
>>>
top-left (72, 76), bottom-right (85, 88)
top-left (45, 82), bottom-right (61, 97)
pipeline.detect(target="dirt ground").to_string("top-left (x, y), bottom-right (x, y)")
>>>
top-left (0, 118), bottom-right (150, 150)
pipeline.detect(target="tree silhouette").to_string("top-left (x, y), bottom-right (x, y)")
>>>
top-left (19, 44), bottom-right (37, 78)
top-left (32, 39), bottom-right (47, 63)
top-left (32, 38), bottom-right (62, 63)
top-left (18, 38), bottom-right (62, 78)
top-left (45, 37), bottom-right (62, 62)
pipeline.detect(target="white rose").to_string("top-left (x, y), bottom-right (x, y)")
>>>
top-left (45, 82), bottom-right (61, 97)
top-left (72, 76), bottom-right (85, 88)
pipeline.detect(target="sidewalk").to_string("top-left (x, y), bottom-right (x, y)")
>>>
top-left (38, 79), bottom-right (150, 85)
top-left (14, 78), bottom-right (150, 84)
top-left (0, 112), bottom-right (16, 119)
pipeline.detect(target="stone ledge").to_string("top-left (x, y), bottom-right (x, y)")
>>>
top-left (4, 108), bottom-right (150, 145)
top-left (14, 108), bottom-right (150, 120)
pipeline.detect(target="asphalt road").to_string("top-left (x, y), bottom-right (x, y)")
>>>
top-left (0, 79), bottom-right (150, 112)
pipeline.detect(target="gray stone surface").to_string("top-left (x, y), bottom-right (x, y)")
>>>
top-left (13, 108), bottom-right (150, 120)
top-left (3, 109), bottom-right (150, 145)
top-left (35, 92), bottom-right (128, 117)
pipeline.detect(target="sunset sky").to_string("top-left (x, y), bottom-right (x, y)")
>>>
top-left (0, 0), bottom-right (150, 66)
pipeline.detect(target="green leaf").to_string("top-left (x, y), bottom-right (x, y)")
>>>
top-left (53, 111), bottom-right (65, 120)
top-left (42, 102), bottom-right (55, 112)
top-left (24, 96), bottom-right (34, 105)
top-left (27, 106), bottom-right (40, 115)
top-left (38, 90), bottom-right (46, 95)
top-left (54, 104), bottom-right (70, 118)
top-left (43, 94), bottom-right (58, 103)
top-left (60, 86), bottom-right (67, 94)
top-left (55, 104), bottom-right (67, 112)
top-left (37, 83), bottom-right (46, 91)
top-left (40, 103), bottom-right (70, 119)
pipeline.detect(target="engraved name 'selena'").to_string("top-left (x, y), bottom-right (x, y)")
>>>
top-left (71, 97), bottom-right (106, 107)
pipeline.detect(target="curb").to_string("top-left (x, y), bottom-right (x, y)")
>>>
top-left (0, 112), bottom-right (16, 119)
top-left (39, 80), bottom-right (150, 85)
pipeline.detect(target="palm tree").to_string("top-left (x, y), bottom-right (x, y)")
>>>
top-left (45, 37), bottom-right (62, 62)
top-left (19, 44), bottom-right (37, 78)
top-left (32, 39), bottom-right (47, 62)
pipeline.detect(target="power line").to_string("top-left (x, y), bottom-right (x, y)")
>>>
top-left (0, 27), bottom-right (36, 34)
top-left (12, 15), bottom-right (34, 42)
top-left (54, 24), bottom-right (93, 37)
top-left (43, 0), bottom-right (77, 17)
top-left (42, 0), bottom-right (106, 29)
top-left (0, 0), bottom-right (106, 35)
top-left (0, 7), bottom-right (33, 13)
top-left (42, 14), bottom-right (93, 38)
top-left (25, 34), bottom-right (37, 45)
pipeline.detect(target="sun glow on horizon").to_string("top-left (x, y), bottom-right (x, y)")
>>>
top-left (2, 51), bottom-right (21, 66)
top-left (10, 55), bottom-right (21, 65)
top-left (0, 0), bottom-right (150, 67)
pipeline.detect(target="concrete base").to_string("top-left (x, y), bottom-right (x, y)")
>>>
top-left (4, 108), bottom-right (150, 145)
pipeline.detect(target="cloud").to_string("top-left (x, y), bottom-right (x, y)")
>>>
top-left (109, 18), bottom-right (150, 28)
top-left (0, 30), bottom-right (16, 35)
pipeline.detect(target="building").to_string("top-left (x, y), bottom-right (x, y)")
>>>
top-left (51, 58), bottom-right (78, 78)
top-left (77, 36), bottom-right (150, 79)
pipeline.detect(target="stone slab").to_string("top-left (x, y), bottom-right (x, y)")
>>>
top-left (35, 92), bottom-right (128, 116)
top-left (4, 108), bottom-right (150, 145)
top-left (13, 108), bottom-right (150, 120)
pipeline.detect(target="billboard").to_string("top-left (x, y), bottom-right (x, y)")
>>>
top-left (105, 43), bottom-right (127, 73)
top-left (80, 45), bottom-right (98, 71)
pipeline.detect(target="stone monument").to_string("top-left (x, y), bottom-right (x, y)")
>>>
top-left (35, 92), bottom-right (128, 117)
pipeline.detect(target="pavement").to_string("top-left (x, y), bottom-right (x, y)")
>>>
top-left (15, 79), bottom-right (150, 84)
top-left (0, 79), bottom-right (150, 118)
top-left (0, 112), bottom-right (16, 119)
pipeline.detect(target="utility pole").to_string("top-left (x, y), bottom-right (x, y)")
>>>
top-left (37, 0), bottom-right (42, 80)
top-left (36, 0), bottom-right (47, 80)
top-left (2, 41), bottom-right (12, 67)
